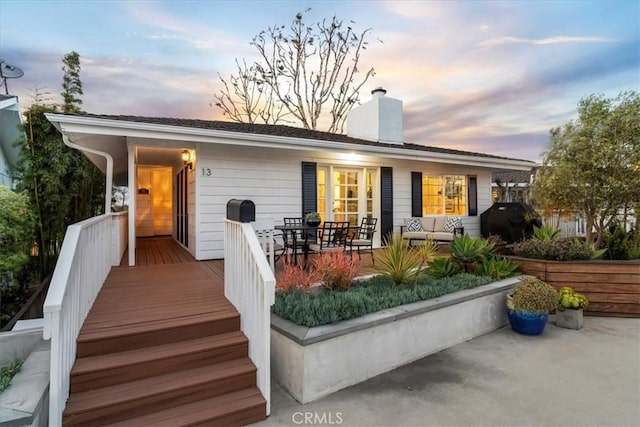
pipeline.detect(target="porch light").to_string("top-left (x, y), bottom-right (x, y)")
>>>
top-left (181, 150), bottom-right (193, 170)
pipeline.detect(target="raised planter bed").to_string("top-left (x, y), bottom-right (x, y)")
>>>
top-left (270, 277), bottom-right (519, 404)
top-left (509, 256), bottom-right (640, 318)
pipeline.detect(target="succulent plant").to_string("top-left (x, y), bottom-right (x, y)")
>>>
top-left (558, 286), bottom-right (589, 310)
top-left (509, 276), bottom-right (559, 314)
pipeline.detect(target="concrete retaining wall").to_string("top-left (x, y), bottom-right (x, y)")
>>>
top-left (0, 329), bottom-right (50, 426)
top-left (271, 277), bottom-right (519, 403)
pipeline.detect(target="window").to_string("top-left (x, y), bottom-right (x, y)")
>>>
top-left (422, 175), bottom-right (467, 215)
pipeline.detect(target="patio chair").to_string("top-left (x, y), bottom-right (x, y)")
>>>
top-left (308, 221), bottom-right (350, 254)
top-left (349, 217), bottom-right (377, 263)
top-left (252, 220), bottom-right (285, 270)
top-left (282, 217), bottom-right (307, 264)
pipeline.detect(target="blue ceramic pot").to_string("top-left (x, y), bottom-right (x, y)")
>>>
top-left (506, 308), bottom-right (549, 336)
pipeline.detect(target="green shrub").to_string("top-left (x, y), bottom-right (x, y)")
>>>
top-left (0, 187), bottom-right (35, 275)
top-left (512, 237), bottom-right (605, 261)
top-left (450, 234), bottom-right (487, 272)
top-left (558, 286), bottom-right (589, 310)
top-left (373, 234), bottom-right (422, 286)
top-left (449, 234), bottom-right (496, 273)
top-left (426, 257), bottom-right (459, 278)
top-left (476, 257), bottom-right (518, 280)
top-left (532, 225), bottom-right (561, 242)
top-left (603, 224), bottom-right (640, 260)
top-left (273, 273), bottom-right (493, 327)
top-left (0, 359), bottom-right (23, 394)
top-left (510, 276), bottom-right (558, 314)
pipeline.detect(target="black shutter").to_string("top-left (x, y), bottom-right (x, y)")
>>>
top-left (468, 176), bottom-right (478, 216)
top-left (380, 167), bottom-right (393, 244)
top-left (411, 172), bottom-right (423, 217)
top-left (301, 162), bottom-right (317, 215)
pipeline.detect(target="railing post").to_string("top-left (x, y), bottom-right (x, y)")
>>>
top-left (224, 218), bottom-right (276, 416)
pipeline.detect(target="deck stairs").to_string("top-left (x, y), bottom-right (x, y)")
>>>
top-left (61, 263), bottom-right (266, 426)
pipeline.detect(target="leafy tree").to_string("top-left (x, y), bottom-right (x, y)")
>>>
top-left (214, 10), bottom-right (378, 133)
top-left (61, 51), bottom-right (83, 113)
top-left (0, 187), bottom-right (34, 275)
top-left (531, 91), bottom-right (640, 246)
top-left (15, 52), bottom-right (105, 279)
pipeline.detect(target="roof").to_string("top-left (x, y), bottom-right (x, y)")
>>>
top-left (492, 168), bottom-right (537, 184)
top-left (69, 113), bottom-right (535, 164)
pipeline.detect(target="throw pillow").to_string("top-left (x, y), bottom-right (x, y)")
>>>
top-left (442, 217), bottom-right (459, 233)
top-left (405, 217), bottom-right (423, 232)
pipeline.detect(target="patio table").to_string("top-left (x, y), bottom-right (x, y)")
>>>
top-left (274, 224), bottom-right (318, 268)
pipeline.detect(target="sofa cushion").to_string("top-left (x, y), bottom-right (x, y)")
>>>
top-left (402, 231), bottom-right (428, 240)
top-left (417, 217), bottom-right (434, 232)
top-left (404, 217), bottom-right (423, 232)
top-left (427, 231), bottom-right (456, 242)
top-left (442, 216), bottom-right (460, 233)
top-left (433, 216), bottom-right (446, 232)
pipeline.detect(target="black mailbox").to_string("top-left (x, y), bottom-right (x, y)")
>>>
top-left (226, 199), bottom-right (255, 223)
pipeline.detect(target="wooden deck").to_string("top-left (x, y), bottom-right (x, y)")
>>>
top-left (121, 236), bottom-right (196, 266)
top-left (65, 238), bottom-right (266, 425)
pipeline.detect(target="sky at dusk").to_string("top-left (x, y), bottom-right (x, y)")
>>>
top-left (1, 0), bottom-right (638, 162)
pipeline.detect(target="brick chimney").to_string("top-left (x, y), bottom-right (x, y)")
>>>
top-left (347, 87), bottom-right (403, 144)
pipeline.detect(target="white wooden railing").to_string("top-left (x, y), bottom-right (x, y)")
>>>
top-left (224, 219), bottom-right (276, 415)
top-left (43, 212), bottom-right (128, 426)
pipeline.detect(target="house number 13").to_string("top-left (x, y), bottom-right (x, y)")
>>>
top-left (201, 168), bottom-right (212, 176)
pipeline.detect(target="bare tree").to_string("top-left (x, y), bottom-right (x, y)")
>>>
top-left (213, 10), bottom-right (378, 133)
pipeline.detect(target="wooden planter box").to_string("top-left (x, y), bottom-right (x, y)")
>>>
top-left (509, 257), bottom-right (640, 318)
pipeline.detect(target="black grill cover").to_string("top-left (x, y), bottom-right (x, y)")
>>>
top-left (480, 202), bottom-right (541, 243)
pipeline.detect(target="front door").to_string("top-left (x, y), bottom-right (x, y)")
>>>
top-left (326, 168), bottom-right (375, 227)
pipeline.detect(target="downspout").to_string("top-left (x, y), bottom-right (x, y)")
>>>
top-left (62, 134), bottom-right (113, 214)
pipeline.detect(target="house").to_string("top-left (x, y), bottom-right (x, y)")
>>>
top-left (491, 168), bottom-right (536, 204)
top-left (38, 89), bottom-right (539, 425)
top-left (0, 94), bottom-right (23, 188)
top-left (46, 88), bottom-right (536, 266)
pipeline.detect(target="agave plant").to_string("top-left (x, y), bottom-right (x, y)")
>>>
top-left (476, 257), bottom-right (518, 280)
top-left (533, 225), bottom-right (561, 242)
top-left (426, 257), bottom-right (459, 279)
top-left (450, 234), bottom-right (488, 273)
top-left (373, 234), bottom-right (422, 287)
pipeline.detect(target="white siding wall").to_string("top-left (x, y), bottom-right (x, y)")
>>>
top-left (386, 159), bottom-right (491, 237)
top-left (195, 143), bottom-right (497, 259)
top-left (197, 145), bottom-right (308, 260)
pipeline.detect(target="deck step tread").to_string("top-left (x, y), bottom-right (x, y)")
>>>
top-left (77, 310), bottom-right (239, 342)
top-left (72, 331), bottom-right (247, 375)
top-left (65, 358), bottom-right (255, 415)
top-left (101, 387), bottom-right (266, 427)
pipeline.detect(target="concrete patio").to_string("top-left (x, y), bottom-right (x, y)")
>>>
top-left (257, 316), bottom-right (640, 426)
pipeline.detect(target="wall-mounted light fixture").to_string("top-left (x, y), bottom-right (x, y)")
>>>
top-left (181, 149), bottom-right (193, 170)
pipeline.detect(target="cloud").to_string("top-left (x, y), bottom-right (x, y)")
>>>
top-left (478, 35), bottom-right (620, 47)
top-left (123, 1), bottom-right (251, 55)
top-left (422, 131), bottom-right (550, 163)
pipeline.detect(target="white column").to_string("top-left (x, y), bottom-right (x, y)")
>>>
top-left (128, 145), bottom-right (136, 266)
